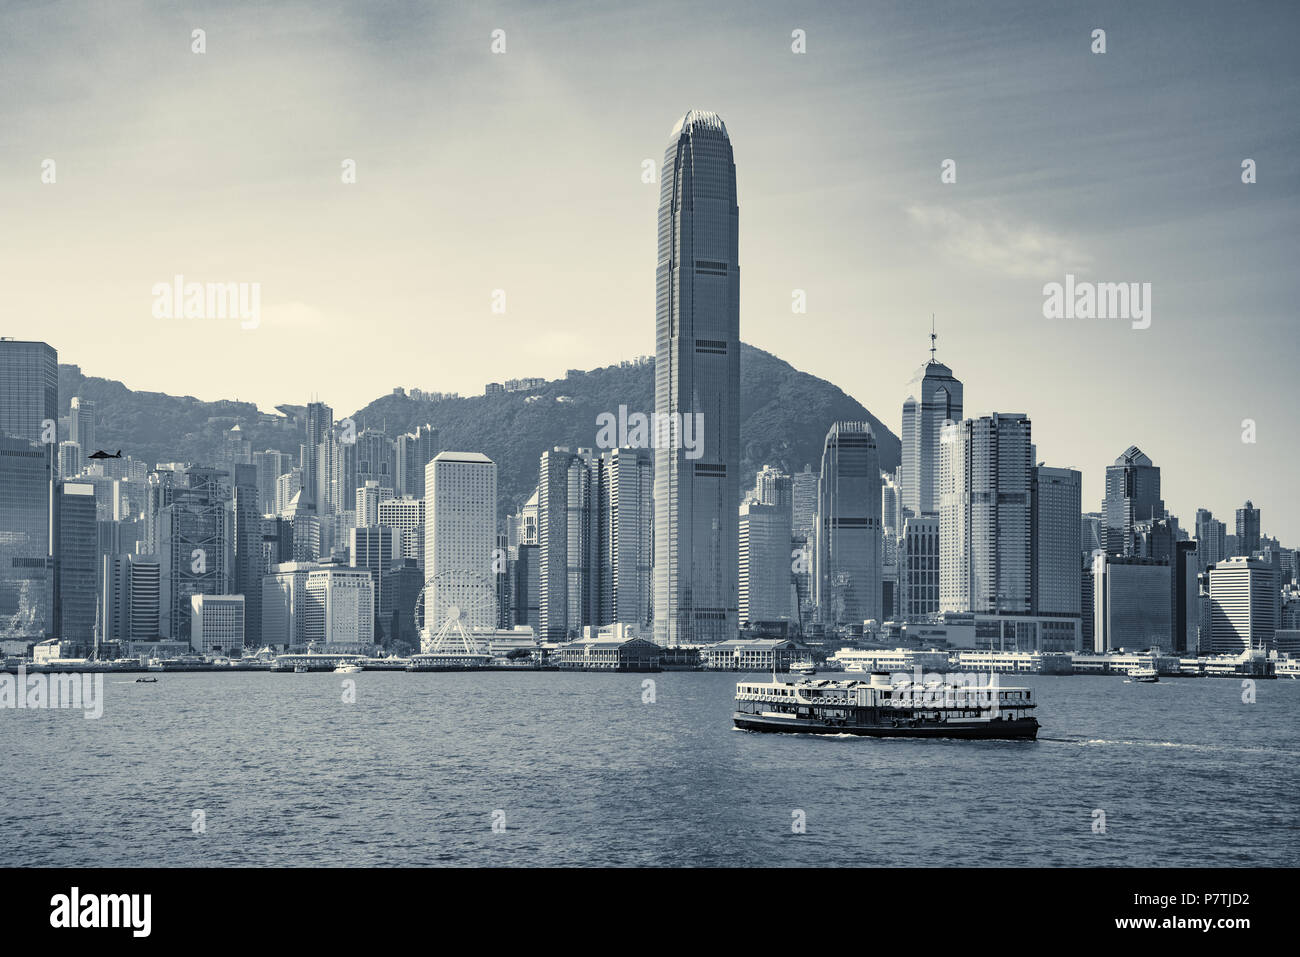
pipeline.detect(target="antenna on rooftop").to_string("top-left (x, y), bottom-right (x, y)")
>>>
top-left (929, 313), bottom-right (937, 363)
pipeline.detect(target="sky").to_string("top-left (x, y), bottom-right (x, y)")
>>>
top-left (2, 0), bottom-right (1297, 539)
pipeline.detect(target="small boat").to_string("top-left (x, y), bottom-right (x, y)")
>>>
top-left (1126, 666), bottom-right (1159, 683)
top-left (791, 659), bottom-right (817, 676)
top-left (293, 664), bottom-right (310, 673)
top-left (334, 662), bottom-right (362, 674)
top-left (135, 677), bottom-right (157, 683)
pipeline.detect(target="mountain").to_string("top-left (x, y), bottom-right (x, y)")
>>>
top-left (58, 344), bottom-right (900, 510)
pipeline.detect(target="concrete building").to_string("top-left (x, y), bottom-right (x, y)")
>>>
top-left (425, 451), bottom-right (497, 631)
top-left (1235, 501), bottom-right (1261, 556)
top-left (1103, 446), bottom-right (1164, 557)
top-left (815, 421), bottom-right (882, 628)
top-left (1208, 556), bottom-right (1276, 654)
top-left (304, 566), bottom-right (374, 648)
top-left (53, 482), bottom-right (97, 651)
top-left (378, 496), bottom-right (425, 571)
top-left (190, 593), bottom-right (244, 656)
top-left (900, 514), bottom-right (939, 620)
top-left (1091, 553), bottom-right (1172, 652)
top-left (939, 413), bottom-right (1032, 616)
top-left (1032, 466), bottom-right (1082, 623)
top-left (739, 501), bottom-right (794, 625)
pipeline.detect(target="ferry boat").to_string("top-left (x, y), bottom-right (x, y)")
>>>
top-left (1126, 666), bottom-right (1159, 683)
top-left (293, 663), bottom-right (310, 673)
top-left (334, 662), bottom-right (362, 674)
top-left (1276, 658), bottom-right (1300, 679)
top-left (733, 672), bottom-right (1039, 740)
top-left (791, 659), bottom-right (817, 676)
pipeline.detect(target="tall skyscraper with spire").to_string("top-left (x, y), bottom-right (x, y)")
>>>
top-left (653, 110), bottom-right (740, 646)
top-left (899, 321), bottom-right (963, 520)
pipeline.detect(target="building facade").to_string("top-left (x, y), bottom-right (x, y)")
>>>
top-left (653, 109), bottom-right (740, 646)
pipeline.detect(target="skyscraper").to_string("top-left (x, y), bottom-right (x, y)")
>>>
top-left (396, 424), bottom-right (439, 499)
top-left (54, 482), bottom-right (97, 651)
top-left (899, 331), bottom-right (963, 520)
top-left (0, 338), bottom-right (58, 444)
top-left (68, 396), bottom-right (95, 453)
top-left (231, 465), bottom-right (263, 650)
top-left (738, 501), bottom-right (794, 625)
top-left (598, 447), bottom-right (653, 628)
top-left (1235, 501), bottom-right (1261, 556)
top-left (1031, 466), bottom-right (1083, 620)
top-left (425, 451), bottom-right (497, 632)
top-left (0, 435), bottom-right (54, 643)
top-left (653, 109), bottom-right (740, 646)
top-left (1103, 446), bottom-right (1164, 556)
top-left (302, 401), bottom-right (332, 511)
top-left (1207, 556), bottom-right (1276, 654)
top-left (814, 422), bottom-right (882, 627)
top-left (538, 448), bottom-right (597, 641)
top-left (153, 466), bottom-right (231, 643)
top-left (1194, 508), bottom-right (1226, 571)
top-left (939, 414), bottom-right (1032, 615)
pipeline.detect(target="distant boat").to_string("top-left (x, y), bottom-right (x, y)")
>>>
top-left (1127, 666), bottom-right (1159, 683)
top-left (334, 662), bottom-right (362, 674)
top-left (294, 664), bottom-right (310, 673)
top-left (135, 677), bottom-right (157, 683)
top-left (791, 659), bottom-right (817, 676)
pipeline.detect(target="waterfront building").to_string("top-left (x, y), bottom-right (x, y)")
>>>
top-left (939, 413), bottom-right (1033, 616)
top-left (304, 566), bottom-right (374, 648)
top-left (900, 514), bottom-right (939, 620)
top-left (538, 447), bottom-right (598, 641)
top-left (598, 447), bottom-right (653, 628)
top-left (814, 421), bottom-right (882, 628)
top-left (190, 593), bottom-right (244, 656)
top-left (1208, 556), bottom-right (1277, 654)
top-left (703, 638), bottom-right (799, 671)
top-left (53, 482), bottom-right (97, 651)
top-left (1032, 466), bottom-right (1083, 624)
top-left (653, 109), bottom-right (741, 647)
top-left (425, 451), bottom-right (497, 631)
top-left (738, 501), bottom-right (794, 625)
top-left (1090, 554), bottom-right (1172, 652)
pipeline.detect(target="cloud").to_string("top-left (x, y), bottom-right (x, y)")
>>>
top-left (905, 204), bottom-right (1091, 278)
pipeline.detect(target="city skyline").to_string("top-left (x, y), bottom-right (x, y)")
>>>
top-left (3, 1), bottom-right (1297, 541)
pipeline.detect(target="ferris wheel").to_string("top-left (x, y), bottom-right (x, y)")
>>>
top-left (414, 570), bottom-right (497, 655)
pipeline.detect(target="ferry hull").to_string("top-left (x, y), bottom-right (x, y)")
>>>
top-left (733, 713), bottom-right (1039, 740)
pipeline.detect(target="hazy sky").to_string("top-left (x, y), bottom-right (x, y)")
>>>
top-left (2, 0), bottom-right (1297, 538)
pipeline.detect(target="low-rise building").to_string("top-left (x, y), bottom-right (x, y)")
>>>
top-left (704, 638), bottom-right (799, 671)
top-left (556, 635), bottom-right (661, 671)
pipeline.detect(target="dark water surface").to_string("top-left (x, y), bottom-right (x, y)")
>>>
top-left (3, 671), bottom-right (1297, 866)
